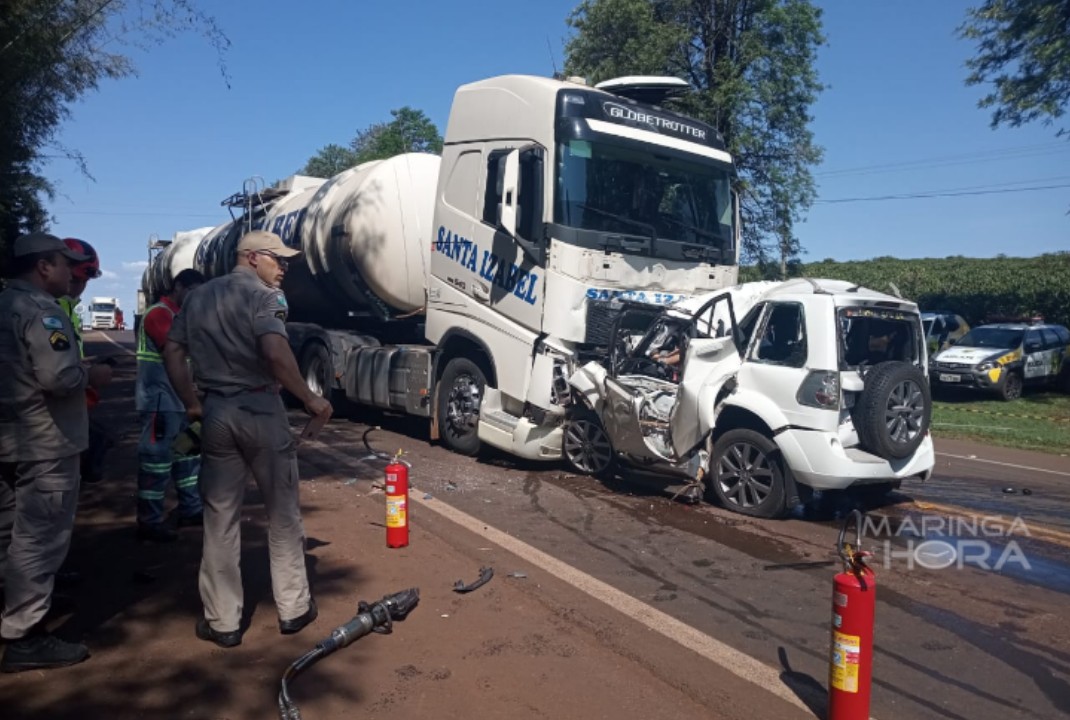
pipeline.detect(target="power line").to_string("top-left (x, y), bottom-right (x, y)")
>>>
top-left (55, 209), bottom-right (222, 218)
top-left (816, 183), bottom-right (1070, 204)
top-left (816, 142), bottom-right (1070, 178)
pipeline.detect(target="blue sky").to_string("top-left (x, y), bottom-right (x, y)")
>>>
top-left (43, 0), bottom-right (1069, 313)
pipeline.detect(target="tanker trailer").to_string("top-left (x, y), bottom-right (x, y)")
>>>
top-left (140, 226), bottom-right (214, 305)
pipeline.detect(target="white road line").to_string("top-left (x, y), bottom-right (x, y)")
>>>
top-left (936, 452), bottom-right (1070, 478)
top-left (409, 491), bottom-right (835, 718)
top-left (87, 330), bottom-right (135, 356)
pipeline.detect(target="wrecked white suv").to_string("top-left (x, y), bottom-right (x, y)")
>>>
top-left (565, 279), bottom-right (935, 518)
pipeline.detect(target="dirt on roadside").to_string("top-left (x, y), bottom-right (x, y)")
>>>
top-left (0, 339), bottom-right (802, 720)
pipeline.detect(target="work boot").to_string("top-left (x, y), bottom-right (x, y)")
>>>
top-left (279, 599), bottom-right (318, 635)
top-left (175, 513), bottom-right (204, 529)
top-left (1, 632), bottom-right (89, 673)
top-left (136, 522), bottom-right (177, 543)
top-left (195, 618), bottom-right (241, 648)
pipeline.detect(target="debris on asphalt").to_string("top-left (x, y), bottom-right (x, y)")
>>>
top-left (1022, 488), bottom-right (1033, 496)
top-left (453, 566), bottom-right (494, 594)
top-left (423, 493), bottom-right (433, 500)
top-left (1002, 487), bottom-right (1016, 494)
top-left (506, 571), bottom-right (528, 579)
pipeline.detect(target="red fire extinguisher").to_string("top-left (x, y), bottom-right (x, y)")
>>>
top-left (828, 509), bottom-right (875, 720)
top-left (385, 451), bottom-right (409, 549)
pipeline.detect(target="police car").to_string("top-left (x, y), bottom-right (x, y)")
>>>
top-left (921, 311), bottom-right (969, 355)
top-left (930, 323), bottom-right (1070, 400)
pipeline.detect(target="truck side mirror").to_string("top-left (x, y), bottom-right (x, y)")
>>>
top-left (498, 149), bottom-right (520, 238)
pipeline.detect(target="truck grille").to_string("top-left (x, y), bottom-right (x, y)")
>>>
top-left (584, 300), bottom-right (623, 346)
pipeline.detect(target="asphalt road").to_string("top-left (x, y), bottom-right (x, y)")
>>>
top-left (84, 330), bottom-right (1070, 719)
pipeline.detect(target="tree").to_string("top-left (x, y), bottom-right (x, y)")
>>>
top-left (300, 144), bottom-right (358, 178)
top-left (0, 0), bottom-right (227, 263)
top-left (960, 0), bottom-right (1070, 134)
top-left (301, 107), bottom-right (444, 178)
top-left (565, 0), bottom-right (825, 265)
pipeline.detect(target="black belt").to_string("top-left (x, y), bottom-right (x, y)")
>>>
top-left (203, 385), bottom-right (275, 398)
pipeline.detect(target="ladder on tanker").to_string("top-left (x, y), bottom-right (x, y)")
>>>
top-left (221, 176), bottom-right (287, 234)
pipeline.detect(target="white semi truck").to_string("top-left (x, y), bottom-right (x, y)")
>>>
top-left (87, 296), bottom-right (122, 330)
top-left (148, 74), bottom-right (740, 455)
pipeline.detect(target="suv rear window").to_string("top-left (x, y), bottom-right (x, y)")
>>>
top-left (839, 307), bottom-right (921, 369)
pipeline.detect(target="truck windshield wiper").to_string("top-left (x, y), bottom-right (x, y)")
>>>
top-left (657, 213), bottom-right (723, 244)
top-left (577, 203), bottom-right (657, 243)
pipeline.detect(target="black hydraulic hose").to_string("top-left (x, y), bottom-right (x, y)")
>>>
top-left (277, 588), bottom-right (420, 720)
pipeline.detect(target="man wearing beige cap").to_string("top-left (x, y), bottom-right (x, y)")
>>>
top-left (0, 233), bottom-right (112, 672)
top-left (163, 230), bottom-right (331, 648)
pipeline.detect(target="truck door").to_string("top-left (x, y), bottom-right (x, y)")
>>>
top-left (471, 144), bottom-right (547, 333)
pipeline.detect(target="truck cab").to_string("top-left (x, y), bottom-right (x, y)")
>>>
top-left (88, 296), bottom-right (121, 331)
top-left (426, 75), bottom-right (740, 460)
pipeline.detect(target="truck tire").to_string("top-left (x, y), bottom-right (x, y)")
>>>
top-left (707, 429), bottom-right (788, 519)
top-left (300, 343), bottom-right (333, 406)
top-left (284, 342), bottom-right (332, 409)
top-left (563, 410), bottom-right (616, 479)
top-left (853, 361), bottom-right (931, 460)
top-left (437, 357), bottom-right (486, 456)
top-left (998, 370), bottom-right (1023, 401)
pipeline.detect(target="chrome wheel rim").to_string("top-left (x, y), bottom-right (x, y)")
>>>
top-left (717, 442), bottom-right (774, 508)
top-left (305, 358), bottom-right (325, 397)
top-left (885, 379), bottom-right (925, 444)
top-left (445, 374), bottom-right (481, 437)
top-left (564, 418), bottom-right (613, 474)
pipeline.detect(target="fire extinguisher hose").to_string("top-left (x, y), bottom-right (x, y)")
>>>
top-left (277, 587), bottom-right (421, 720)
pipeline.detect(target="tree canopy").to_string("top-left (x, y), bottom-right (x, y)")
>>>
top-left (0, 0), bottom-right (227, 264)
top-left (565, 0), bottom-right (825, 265)
top-left (960, 0), bottom-right (1070, 134)
top-left (301, 107), bottom-right (444, 178)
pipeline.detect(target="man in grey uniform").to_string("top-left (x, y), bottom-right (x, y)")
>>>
top-left (0, 233), bottom-right (112, 672)
top-left (164, 230), bottom-right (331, 648)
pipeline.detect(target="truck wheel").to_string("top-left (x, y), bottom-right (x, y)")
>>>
top-left (563, 411), bottom-right (615, 478)
top-left (707, 429), bottom-right (788, 519)
top-left (853, 361), bottom-right (931, 460)
top-left (301, 343), bottom-right (333, 405)
top-left (998, 371), bottom-right (1023, 401)
top-left (438, 357), bottom-right (485, 456)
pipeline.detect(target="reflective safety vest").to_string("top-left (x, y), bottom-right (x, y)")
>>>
top-left (59, 296), bottom-right (84, 358)
top-left (136, 302), bottom-right (173, 363)
top-left (136, 302), bottom-right (184, 413)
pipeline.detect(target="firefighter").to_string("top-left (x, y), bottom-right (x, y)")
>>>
top-left (163, 231), bottom-right (331, 648)
top-left (56, 238), bottom-right (113, 485)
top-left (0, 233), bottom-right (112, 672)
top-left (57, 238), bottom-right (102, 358)
top-left (135, 269), bottom-right (206, 543)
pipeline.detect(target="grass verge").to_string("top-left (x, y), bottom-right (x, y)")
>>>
top-left (931, 390), bottom-right (1070, 455)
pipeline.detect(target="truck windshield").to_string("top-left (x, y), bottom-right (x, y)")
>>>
top-left (90, 303), bottom-right (115, 312)
top-left (554, 138), bottom-right (734, 251)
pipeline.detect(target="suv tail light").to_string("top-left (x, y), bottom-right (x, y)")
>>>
top-left (797, 370), bottom-right (841, 409)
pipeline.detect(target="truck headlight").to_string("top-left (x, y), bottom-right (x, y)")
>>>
top-left (797, 370), bottom-right (840, 410)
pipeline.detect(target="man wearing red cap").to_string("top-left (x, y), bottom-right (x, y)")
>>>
top-left (57, 238), bottom-right (112, 485)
